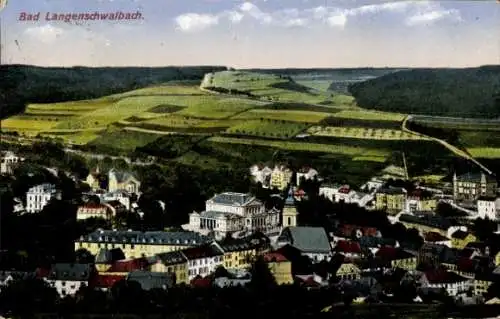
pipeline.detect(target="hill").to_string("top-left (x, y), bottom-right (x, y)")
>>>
top-left (0, 64), bottom-right (227, 119)
top-left (348, 65), bottom-right (500, 118)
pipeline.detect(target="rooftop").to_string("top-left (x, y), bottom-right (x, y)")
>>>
top-left (47, 263), bottom-right (93, 281)
top-left (154, 251), bottom-right (187, 266)
top-left (277, 226), bottom-right (332, 254)
top-left (181, 243), bottom-right (224, 260)
top-left (77, 230), bottom-right (210, 246)
top-left (209, 192), bottom-right (258, 207)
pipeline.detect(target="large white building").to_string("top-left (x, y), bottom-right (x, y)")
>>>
top-left (319, 184), bottom-right (373, 208)
top-left (183, 192), bottom-right (280, 240)
top-left (1, 151), bottom-right (23, 175)
top-left (26, 183), bottom-right (60, 213)
top-left (477, 196), bottom-right (499, 220)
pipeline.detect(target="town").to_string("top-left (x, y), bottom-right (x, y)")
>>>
top-left (1, 143), bottom-right (500, 317)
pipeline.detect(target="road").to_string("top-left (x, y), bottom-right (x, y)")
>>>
top-left (402, 115), bottom-right (493, 175)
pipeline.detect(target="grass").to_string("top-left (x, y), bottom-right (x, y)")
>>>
top-left (308, 126), bottom-right (427, 140)
top-left (208, 136), bottom-right (389, 161)
top-left (466, 147), bottom-right (500, 159)
top-left (88, 129), bottom-right (161, 150)
top-left (226, 120), bottom-right (308, 139)
top-left (232, 109), bottom-right (330, 123)
top-left (330, 109), bottom-right (406, 122)
top-left (141, 115), bottom-right (201, 128)
top-left (176, 96), bottom-right (263, 119)
top-left (1, 117), bottom-right (60, 131)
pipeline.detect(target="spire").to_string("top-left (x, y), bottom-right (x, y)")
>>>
top-left (95, 164), bottom-right (100, 174)
top-left (285, 187), bottom-right (294, 205)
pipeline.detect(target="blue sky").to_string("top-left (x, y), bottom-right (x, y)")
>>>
top-left (1, 0), bottom-right (499, 67)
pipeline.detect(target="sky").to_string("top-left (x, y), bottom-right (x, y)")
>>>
top-left (1, 0), bottom-right (499, 68)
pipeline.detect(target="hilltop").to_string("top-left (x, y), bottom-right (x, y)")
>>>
top-left (0, 64), bottom-right (227, 119)
top-left (348, 65), bottom-right (500, 118)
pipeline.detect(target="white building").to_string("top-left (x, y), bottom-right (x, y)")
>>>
top-left (419, 270), bottom-right (471, 297)
top-left (296, 167), bottom-right (319, 185)
top-left (477, 196), bottom-right (499, 220)
top-left (183, 192), bottom-right (280, 240)
top-left (44, 263), bottom-right (93, 297)
top-left (26, 183), bottom-right (60, 213)
top-left (76, 203), bottom-right (113, 220)
top-left (183, 243), bottom-right (224, 280)
top-left (249, 165), bottom-right (272, 187)
top-left (100, 191), bottom-right (132, 211)
top-left (1, 151), bottom-right (23, 175)
top-left (319, 184), bottom-right (372, 208)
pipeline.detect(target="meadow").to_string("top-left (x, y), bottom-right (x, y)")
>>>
top-left (226, 120), bottom-right (309, 139)
top-left (308, 126), bottom-right (427, 140)
top-left (231, 109), bottom-right (330, 123)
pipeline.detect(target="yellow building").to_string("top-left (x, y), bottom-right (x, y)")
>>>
top-left (375, 247), bottom-right (417, 271)
top-left (375, 187), bottom-right (407, 212)
top-left (450, 230), bottom-right (476, 249)
top-left (85, 169), bottom-right (102, 191)
top-left (75, 229), bottom-right (210, 259)
top-left (269, 166), bottom-right (293, 191)
top-left (495, 252), bottom-right (500, 266)
top-left (335, 263), bottom-right (361, 281)
top-left (150, 250), bottom-right (189, 285)
top-left (474, 275), bottom-right (496, 296)
top-left (108, 169), bottom-right (141, 194)
top-left (282, 190), bottom-right (298, 228)
top-left (263, 252), bottom-right (294, 285)
top-left (218, 239), bottom-right (258, 270)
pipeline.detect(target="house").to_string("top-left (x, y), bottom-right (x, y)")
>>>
top-left (419, 268), bottom-right (471, 296)
top-left (450, 230), bottom-right (476, 249)
top-left (150, 250), bottom-right (189, 284)
top-left (102, 200), bottom-right (127, 217)
top-left (101, 191), bottom-right (133, 211)
top-left (319, 184), bottom-right (373, 207)
top-left (0, 151), bottom-right (23, 175)
top-left (217, 238), bottom-right (258, 270)
top-left (44, 263), bottom-right (96, 297)
top-left (75, 229), bottom-right (210, 259)
top-left (104, 257), bottom-right (150, 275)
top-left (263, 252), bottom-right (293, 285)
top-left (375, 247), bottom-right (417, 271)
top-left (108, 169), bottom-right (141, 195)
top-left (282, 189), bottom-right (299, 228)
top-left (334, 240), bottom-right (362, 258)
top-left (269, 165), bottom-right (293, 190)
top-left (249, 164), bottom-right (273, 188)
top-left (319, 184), bottom-right (339, 202)
top-left (405, 189), bottom-right (437, 213)
top-left (184, 192), bottom-right (280, 240)
top-left (334, 224), bottom-right (381, 240)
top-left (85, 167), bottom-right (106, 191)
top-left (26, 183), bottom-right (61, 213)
top-left (418, 243), bottom-right (461, 268)
top-left (335, 263), bottom-right (362, 281)
top-left (375, 187), bottom-right (407, 213)
top-left (296, 166), bottom-right (319, 186)
top-left (477, 196), bottom-right (499, 220)
top-left (398, 213), bottom-right (451, 236)
top-left (76, 203), bottom-right (114, 220)
top-left (213, 270), bottom-right (252, 288)
top-left (453, 172), bottom-right (497, 201)
top-left (424, 232), bottom-right (451, 247)
top-left (127, 271), bottom-right (175, 290)
top-left (94, 248), bottom-right (126, 272)
top-left (183, 243), bottom-right (225, 280)
top-left (276, 226), bottom-right (332, 263)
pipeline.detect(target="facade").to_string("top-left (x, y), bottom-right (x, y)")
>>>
top-left (218, 239), bottom-right (258, 269)
top-left (249, 165), bottom-right (272, 188)
top-left (375, 247), bottom-right (417, 271)
top-left (26, 183), bottom-right (60, 213)
top-left (76, 203), bottom-right (113, 220)
top-left (276, 226), bottom-right (332, 263)
top-left (336, 263), bottom-right (362, 281)
top-left (420, 269), bottom-right (471, 296)
top-left (477, 196), bottom-right (499, 220)
top-left (184, 192), bottom-right (280, 240)
top-left (405, 190), bottom-right (437, 213)
top-left (263, 252), bottom-right (294, 285)
top-left (150, 251), bottom-right (189, 284)
top-left (108, 169), bottom-right (141, 195)
top-left (453, 172), bottom-right (497, 201)
top-left (45, 263), bottom-right (95, 297)
top-left (296, 167), bottom-right (318, 186)
top-left (183, 243), bottom-right (224, 280)
top-left (101, 191), bottom-right (132, 211)
top-left (375, 187), bottom-right (407, 213)
top-left (319, 184), bottom-right (372, 207)
top-left (75, 229), bottom-right (210, 259)
top-left (269, 165), bottom-right (293, 190)
top-left (0, 151), bottom-right (23, 175)
top-left (282, 190), bottom-right (299, 228)
top-left (450, 230), bottom-right (476, 249)
top-left (127, 271), bottom-right (175, 290)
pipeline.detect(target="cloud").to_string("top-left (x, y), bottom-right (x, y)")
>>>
top-left (173, 1), bottom-right (463, 32)
top-left (175, 13), bottom-right (219, 32)
top-left (24, 24), bottom-right (64, 43)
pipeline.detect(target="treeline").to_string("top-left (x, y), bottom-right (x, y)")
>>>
top-left (0, 65), bottom-right (226, 118)
top-left (348, 66), bottom-right (500, 118)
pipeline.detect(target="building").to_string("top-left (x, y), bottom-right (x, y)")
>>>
top-left (269, 165), bottom-right (293, 190)
top-left (127, 271), bottom-right (175, 290)
top-left (26, 183), bottom-right (60, 213)
top-left (375, 187), bottom-right (407, 213)
top-left (249, 164), bottom-right (272, 188)
top-left (183, 243), bottom-right (224, 280)
top-left (0, 151), bottom-right (23, 175)
top-left (405, 189), bottom-right (437, 213)
top-left (282, 190), bottom-right (298, 228)
top-left (375, 247), bottom-right (417, 271)
top-left (420, 268), bottom-right (471, 296)
top-left (450, 230), bottom-right (477, 250)
top-left (263, 252), bottom-right (294, 285)
top-left (477, 196), bottom-right (499, 220)
top-left (296, 167), bottom-right (319, 186)
top-left (101, 191), bottom-right (133, 211)
top-left (424, 232), bottom-right (451, 247)
top-left (45, 263), bottom-right (95, 297)
top-left (184, 192), bottom-right (280, 240)
top-left (75, 229), bottom-right (210, 259)
top-left (108, 169), bottom-right (141, 195)
top-left (319, 184), bottom-right (372, 207)
top-left (217, 238), bottom-right (258, 270)
top-left (276, 226), bottom-right (332, 263)
top-left (398, 213), bottom-right (451, 236)
top-left (85, 167), bottom-right (105, 191)
top-left (335, 263), bottom-right (362, 281)
top-left (150, 251), bottom-right (189, 284)
top-left (76, 203), bottom-right (114, 220)
top-left (453, 172), bottom-right (497, 201)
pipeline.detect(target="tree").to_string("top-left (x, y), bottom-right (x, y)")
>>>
top-left (0, 278), bottom-right (58, 316)
top-left (75, 248), bottom-right (95, 264)
top-left (249, 256), bottom-right (277, 292)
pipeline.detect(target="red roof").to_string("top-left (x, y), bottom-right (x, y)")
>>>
top-left (78, 204), bottom-right (107, 210)
top-left (424, 268), bottom-right (467, 284)
top-left (424, 232), bottom-right (449, 242)
top-left (338, 224), bottom-right (378, 238)
top-left (335, 240), bottom-right (361, 254)
top-left (91, 274), bottom-right (125, 288)
top-left (190, 276), bottom-right (212, 288)
top-left (107, 257), bottom-right (149, 273)
top-left (263, 252), bottom-right (288, 262)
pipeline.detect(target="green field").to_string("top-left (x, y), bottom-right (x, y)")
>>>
top-left (308, 126), bottom-right (427, 140)
top-left (232, 109), bottom-right (330, 123)
top-left (226, 120), bottom-right (308, 139)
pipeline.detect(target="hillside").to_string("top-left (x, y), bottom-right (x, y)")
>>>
top-left (348, 65), bottom-right (500, 118)
top-left (0, 64), bottom-right (227, 119)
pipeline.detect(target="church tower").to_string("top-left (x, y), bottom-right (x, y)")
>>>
top-left (282, 188), bottom-right (298, 227)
